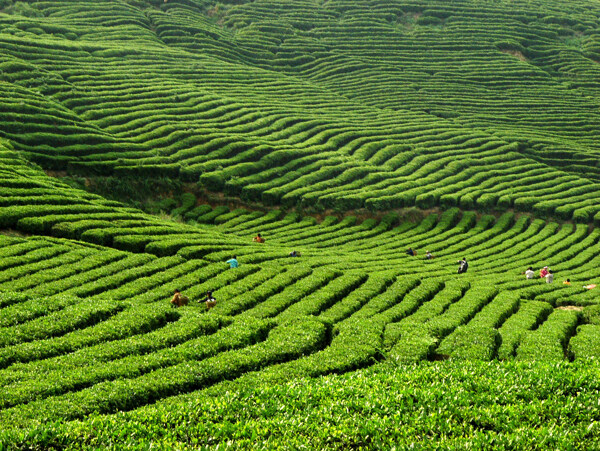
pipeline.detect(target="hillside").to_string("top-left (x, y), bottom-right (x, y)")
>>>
top-left (0, 137), bottom-right (600, 446)
top-left (1, 0), bottom-right (600, 219)
top-left (1, 0), bottom-right (600, 448)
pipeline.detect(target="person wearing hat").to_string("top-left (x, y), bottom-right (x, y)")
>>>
top-left (540, 266), bottom-right (549, 279)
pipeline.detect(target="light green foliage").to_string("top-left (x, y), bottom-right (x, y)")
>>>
top-left (0, 0), bottom-right (599, 445)
top-left (3, 361), bottom-right (600, 449)
top-left (0, 158), bottom-right (599, 445)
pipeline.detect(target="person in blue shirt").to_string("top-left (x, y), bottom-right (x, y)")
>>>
top-left (226, 256), bottom-right (238, 268)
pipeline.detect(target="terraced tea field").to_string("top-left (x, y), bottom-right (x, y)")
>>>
top-left (2, 0), bottom-right (600, 447)
top-left (1, 0), bottom-right (600, 219)
top-left (0, 141), bottom-right (600, 447)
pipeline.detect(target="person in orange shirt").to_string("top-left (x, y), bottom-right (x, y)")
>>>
top-left (170, 289), bottom-right (189, 307)
top-left (563, 279), bottom-right (571, 285)
top-left (253, 233), bottom-right (265, 243)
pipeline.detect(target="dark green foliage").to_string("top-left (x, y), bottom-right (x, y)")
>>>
top-left (183, 204), bottom-right (213, 220)
top-left (0, 0), bottom-right (596, 220)
top-left (170, 192), bottom-right (196, 218)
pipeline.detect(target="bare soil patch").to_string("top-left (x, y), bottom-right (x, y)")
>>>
top-left (556, 305), bottom-right (584, 311)
top-left (0, 229), bottom-right (30, 237)
top-left (431, 353), bottom-right (450, 361)
top-left (45, 170), bottom-right (68, 178)
top-left (501, 49), bottom-right (528, 62)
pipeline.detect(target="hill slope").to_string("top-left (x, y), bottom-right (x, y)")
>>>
top-left (2, 1), bottom-right (600, 447)
top-left (0, 0), bottom-right (600, 219)
top-left (0, 140), bottom-right (600, 447)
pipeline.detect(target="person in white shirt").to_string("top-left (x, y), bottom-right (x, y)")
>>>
top-left (545, 270), bottom-right (554, 283)
top-left (525, 267), bottom-right (535, 279)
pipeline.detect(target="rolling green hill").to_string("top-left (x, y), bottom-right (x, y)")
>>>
top-left (1, 0), bottom-right (600, 448)
top-left (1, 0), bottom-right (600, 219)
top-left (0, 137), bottom-right (599, 447)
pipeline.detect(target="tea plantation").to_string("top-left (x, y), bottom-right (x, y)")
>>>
top-left (1, 0), bottom-right (600, 448)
